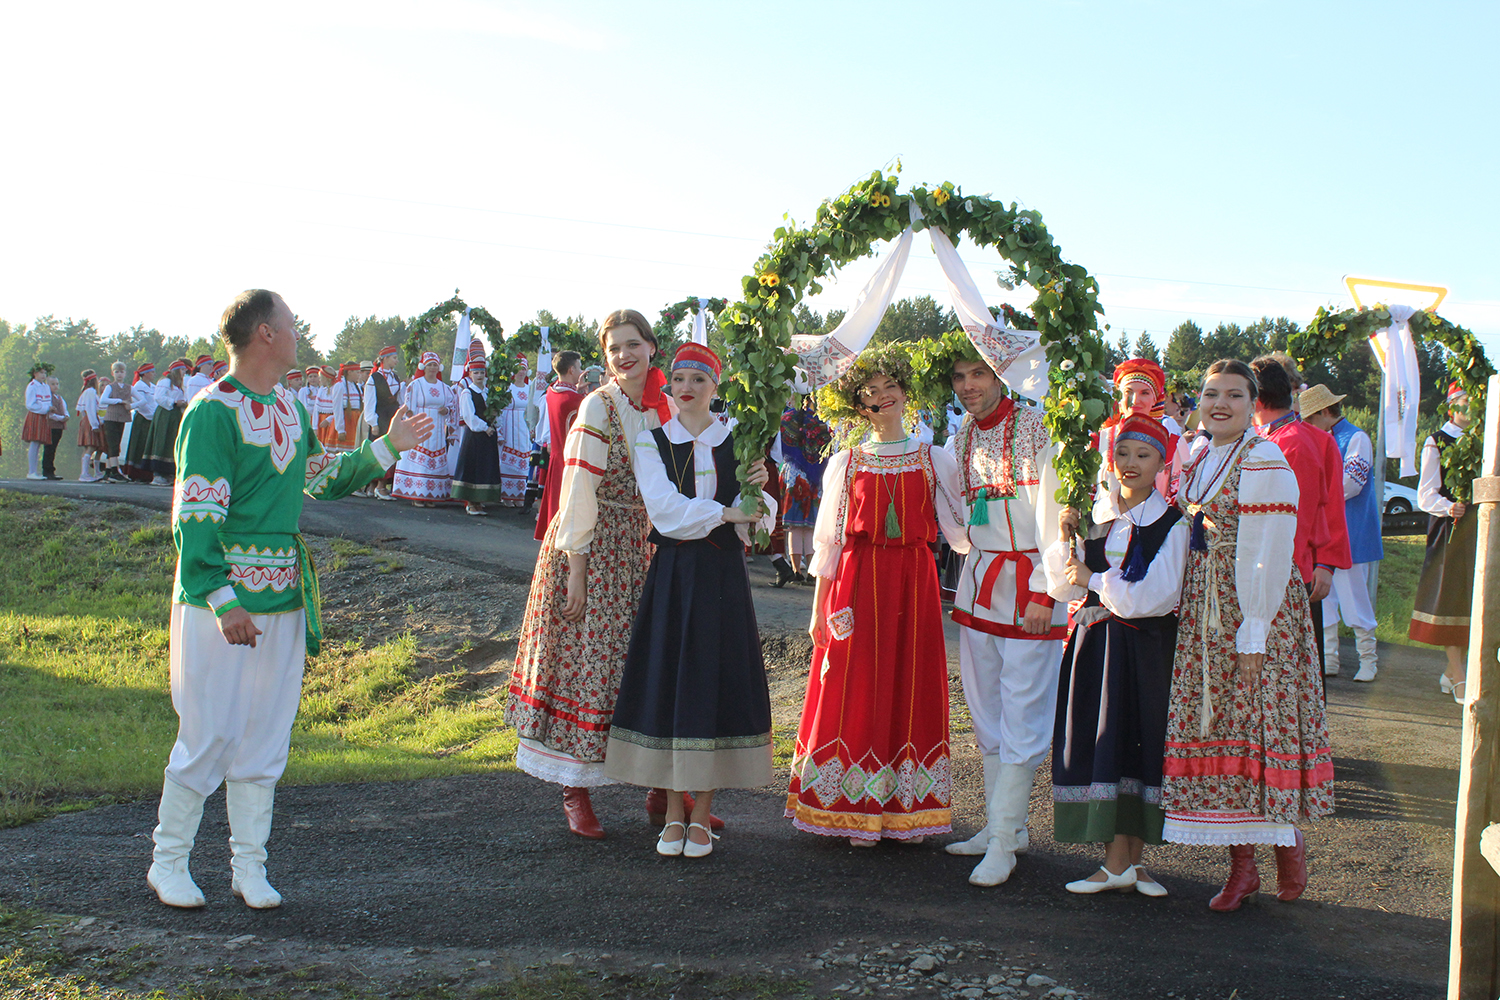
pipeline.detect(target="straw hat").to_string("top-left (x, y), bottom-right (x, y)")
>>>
top-left (1299, 383), bottom-right (1346, 417)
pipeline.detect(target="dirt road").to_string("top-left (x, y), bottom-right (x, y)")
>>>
top-left (0, 480), bottom-right (1465, 999)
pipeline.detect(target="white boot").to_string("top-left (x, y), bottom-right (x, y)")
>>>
top-left (1322, 619), bottom-right (1341, 676)
top-left (946, 754), bottom-right (999, 855)
top-left (969, 764), bottom-right (1034, 887)
top-left (147, 777), bottom-right (207, 908)
top-left (1353, 628), bottom-right (1379, 682)
top-left (226, 781), bottom-right (282, 909)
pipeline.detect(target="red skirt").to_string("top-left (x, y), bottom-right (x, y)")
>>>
top-left (22, 411), bottom-right (52, 444)
top-left (786, 539), bottom-right (953, 840)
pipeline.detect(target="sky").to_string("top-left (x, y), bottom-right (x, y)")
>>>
top-left (3, 0), bottom-right (1497, 367)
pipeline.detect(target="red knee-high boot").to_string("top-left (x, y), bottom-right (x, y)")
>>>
top-left (563, 786), bottom-right (604, 839)
top-left (1274, 829), bottom-right (1307, 902)
top-left (1208, 844), bottom-right (1260, 911)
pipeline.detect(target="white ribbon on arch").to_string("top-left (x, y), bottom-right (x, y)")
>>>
top-left (788, 205), bottom-right (1050, 400)
top-left (1368, 303), bottom-right (1422, 477)
top-left (691, 298), bottom-right (710, 346)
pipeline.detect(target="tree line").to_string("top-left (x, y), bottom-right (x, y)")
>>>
top-left (0, 300), bottom-right (1456, 485)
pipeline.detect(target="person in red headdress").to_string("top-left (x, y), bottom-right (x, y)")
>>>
top-left (363, 347), bottom-right (405, 499)
top-left (145, 359), bottom-right (190, 486)
top-left (1410, 381), bottom-right (1477, 698)
top-left (497, 355), bottom-right (533, 506)
top-left (75, 369), bottom-right (107, 482)
top-left (317, 361), bottom-right (365, 454)
top-left (391, 353), bottom-right (454, 506)
top-left (1097, 358), bottom-right (1180, 497)
top-left (506, 308), bottom-right (689, 838)
top-left (1043, 414), bottom-right (1189, 896)
top-left (120, 363), bottom-right (158, 482)
top-left (533, 350), bottom-right (587, 539)
top-left (185, 355), bottom-right (216, 402)
top-left (450, 351), bottom-right (504, 514)
top-left (604, 343), bottom-right (776, 857)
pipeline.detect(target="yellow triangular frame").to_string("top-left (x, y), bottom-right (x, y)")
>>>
top-left (1344, 275), bottom-right (1448, 367)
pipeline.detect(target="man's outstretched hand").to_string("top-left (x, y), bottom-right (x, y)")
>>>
top-left (386, 405), bottom-right (435, 453)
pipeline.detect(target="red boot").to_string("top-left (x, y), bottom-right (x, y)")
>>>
top-left (563, 786), bottom-right (604, 839)
top-left (1208, 844), bottom-right (1260, 911)
top-left (645, 789), bottom-right (726, 831)
top-left (1274, 829), bottom-right (1307, 902)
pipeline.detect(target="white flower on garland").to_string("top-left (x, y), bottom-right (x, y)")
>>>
top-left (1060, 359), bottom-right (1075, 371)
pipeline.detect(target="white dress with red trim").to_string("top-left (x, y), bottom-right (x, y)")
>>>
top-left (497, 381), bottom-right (531, 507)
top-left (392, 378), bottom-right (454, 502)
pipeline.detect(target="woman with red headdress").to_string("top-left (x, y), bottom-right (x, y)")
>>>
top-left (451, 350), bottom-right (504, 514)
top-left (1044, 414), bottom-right (1189, 896)
top-left (392, 352), bottom-right (454, 507)
top-left (318, 362), bottom-right (365, 454)
top-left (506, 308), bottom-right (684, 838)
top-left (497, 356), bottom-right (533, 507)
top-left (75, 369), bottom-right (107, 482)
top-left (1098, 359), bottom-right (1180, 498)
top-left (145, 359), bottom-right (189, 486)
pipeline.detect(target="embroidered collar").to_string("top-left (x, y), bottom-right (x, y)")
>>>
top-left (973, 396), bottom-right (1015, 431)
top-left (223, 375), bottom-right (274, 404)
top-left (1260, 410), bottom-right (1299, 435)
top-left (662, 416), bottom-right (729, 447)
top-left (551, 382), bottom-right (583, 396)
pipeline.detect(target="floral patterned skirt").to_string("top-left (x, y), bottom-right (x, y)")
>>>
top-left (504, 501), bottom-right (653, 784)
top-left (1161, 550), bottom-right (1334, 845)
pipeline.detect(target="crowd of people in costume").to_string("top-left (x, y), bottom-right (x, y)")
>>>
top-left (21, 290), bottom-right (1470, 917)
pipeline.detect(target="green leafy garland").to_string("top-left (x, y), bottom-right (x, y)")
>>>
top-left (507, 320), bottom-right (601, 370)
top-left (398, 292), bottom-right (511, 410)
top-left (653, 297), bottom-right (729, 362)
top-left (1292, 305), bottom-right (1495, 502)
top-left (719, 168), bottom-right (1109, 509)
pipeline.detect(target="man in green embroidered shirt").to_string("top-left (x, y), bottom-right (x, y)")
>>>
top-left (148, 289), bottom-right (432, 911)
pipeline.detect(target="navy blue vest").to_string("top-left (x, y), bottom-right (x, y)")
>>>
top-left (648, 427), bottom-right (740, 548)
top-left (1331, 418), bottom-right (1383, 564)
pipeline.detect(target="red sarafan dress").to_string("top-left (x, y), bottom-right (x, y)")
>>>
top-left (786, 439), bottom-right (969, 841)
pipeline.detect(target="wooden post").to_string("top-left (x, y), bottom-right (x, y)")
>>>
top-left (1450, 373), bottom-right (1500, 999)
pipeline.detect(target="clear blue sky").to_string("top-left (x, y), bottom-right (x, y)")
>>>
top-left (3, 0), bottom-right (1496, 369)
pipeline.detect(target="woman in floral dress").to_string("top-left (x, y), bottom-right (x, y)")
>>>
top-left (788, 344), bottom-right (969, 845)
top-left (1162, 358), bottom-right (1333, 910)
top-left (505, 309), bottom-right (675, 838)
top-left (392, 352), bottom-right (455, 507)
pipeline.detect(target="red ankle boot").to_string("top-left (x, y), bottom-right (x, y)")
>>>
top-left (563, 786), bottom-right (604, 839)
top-left (1208, 844), bottom-right (1260, 911)
top-left (1274, 829), bottom-right (1307, 901)
top-left (645, 789), bottom-right (725, 831)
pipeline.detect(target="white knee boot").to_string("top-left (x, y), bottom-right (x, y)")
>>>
top-left (147, 777), bottom-right (207, 908)
top-left (26, 442), bottom-right (42, 480)
top-left (1353, 627), bottom-right (1378, 682)
top-left (969, 764), bottom-right (1035, 887)
top-left (226, 781), bottom-right (282, 909)
top-left (1322, 619), bottom-right (1341, 676)
top-left (946, 755), bottom-right (1029, 856)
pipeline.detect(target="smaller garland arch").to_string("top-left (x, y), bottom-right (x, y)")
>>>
top-left (400, 292), bottom-right (512, 409)
top-left (507, 320), bottom-right (600, 370)
top-left (718, 168), bottom-right (1109, 509)
top-left (1291, 305), bottom-right (1495, 502)
top-left (653, 297), bottom-right (730, 362)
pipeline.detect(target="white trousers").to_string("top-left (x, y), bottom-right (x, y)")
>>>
top-left (957, 627), bottom-right (1064, 767)
top-left (165, 604), bottom-right (307, 798)
top-left (1325, 562), bottom-right (1378, 632)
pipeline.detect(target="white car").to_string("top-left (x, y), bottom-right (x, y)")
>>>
top-left (1383, 481), bottom-right (1420, 515)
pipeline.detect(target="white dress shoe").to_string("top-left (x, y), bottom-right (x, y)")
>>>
top-left (1065, 865), bottom-right (1138, 894)
top-left (1133, 866), bottom-right (1168, 897)
top-left (683, 822), bottom-right (718, 858)
top-left (657, 821), bottom-right (686, 856)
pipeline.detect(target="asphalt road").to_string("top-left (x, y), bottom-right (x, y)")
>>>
top-left (0, 478), bottom-right (1468, 999)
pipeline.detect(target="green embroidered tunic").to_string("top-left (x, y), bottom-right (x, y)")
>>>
top-left (171, 376), bottom-right (395, 651)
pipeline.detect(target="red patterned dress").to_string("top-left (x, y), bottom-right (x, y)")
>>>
top-left (1161, 431), bottom-right (1334, 846)
top-left (504, 383), bottom-right (660, 786)
top-left (786, 439), bottom-right (969, 841)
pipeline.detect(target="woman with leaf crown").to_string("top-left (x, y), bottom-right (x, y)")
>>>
top-left (786, 342), bottom-right (970, 846)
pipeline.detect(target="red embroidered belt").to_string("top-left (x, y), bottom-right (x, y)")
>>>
top-left (975, 549), bottom-right (1041, 620)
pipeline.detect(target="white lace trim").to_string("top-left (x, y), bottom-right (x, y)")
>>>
top-left (1162, 816), bottom-right (1298, 847)
top-left (515, 740), bottom-right (617, 788)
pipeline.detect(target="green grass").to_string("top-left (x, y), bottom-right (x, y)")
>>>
top-left (0, 491), bottom-right (515, 829)
top-left (1357, 534), bottom-right (1430, 649)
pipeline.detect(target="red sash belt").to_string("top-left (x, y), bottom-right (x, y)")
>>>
top-left (975, 549), bottom-right (1040, 620)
